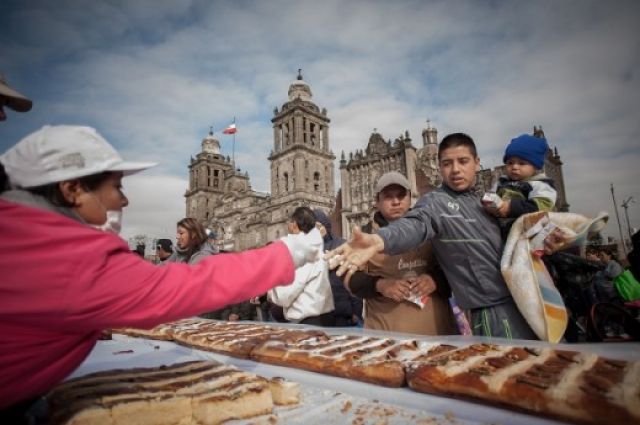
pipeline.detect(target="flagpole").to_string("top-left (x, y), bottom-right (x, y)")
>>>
top-left (232, 116), bottom-right (236, 166)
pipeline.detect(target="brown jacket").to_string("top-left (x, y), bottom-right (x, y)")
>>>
top-left (362, 213), bottom-right (456, 335)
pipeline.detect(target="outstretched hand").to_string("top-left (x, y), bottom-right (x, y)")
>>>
top-left (324, 226), bottom-right (385, 284)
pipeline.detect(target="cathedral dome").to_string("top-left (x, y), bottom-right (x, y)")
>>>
top-left (202, 128), bottom-right (221, 154)
top-left (287, 69), bottom-right (313, 102)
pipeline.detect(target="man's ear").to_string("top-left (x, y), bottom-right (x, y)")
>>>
top-left (58, 179), bottom-right (85, 206)
top-left (475, 156), bottom-right (481, 172)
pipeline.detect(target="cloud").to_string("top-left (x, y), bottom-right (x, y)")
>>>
top-left (1, 0), bottom-right (639, 243)
top-left (119, 173), bottom-right (188, 243)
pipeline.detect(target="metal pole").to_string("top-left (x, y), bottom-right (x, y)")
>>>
top-left (610, 183), bottom-right (627, 255)
top-left (232, 116), bottom-right (236, 166)
top-left (622, 196), bottom-right (634, 240)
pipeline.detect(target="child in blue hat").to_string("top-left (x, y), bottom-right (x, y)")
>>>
top-left (483, 134), bottom-right (557, 235)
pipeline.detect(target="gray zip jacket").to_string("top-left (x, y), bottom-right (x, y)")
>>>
top-left (378, 185), bottom-right (512, 310)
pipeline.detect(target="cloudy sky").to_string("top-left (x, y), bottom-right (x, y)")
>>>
top-left (1, 0), bottom-right (638, 247)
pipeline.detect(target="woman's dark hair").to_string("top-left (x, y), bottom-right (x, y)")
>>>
top-left (0, 163), bottom-right (113, 207)
top-left (438, 133), bottom-right (477, 160)
top-left (177, 217), bottom-right (207, 256)
top-left (290, 206), bottom-right (316, 234)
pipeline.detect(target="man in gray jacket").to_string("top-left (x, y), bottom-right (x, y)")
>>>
top-left (331, 133), bottom-right (537, 340)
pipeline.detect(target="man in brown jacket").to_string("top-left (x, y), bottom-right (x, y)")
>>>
top-left (344, 172), bottom-right (456, 335)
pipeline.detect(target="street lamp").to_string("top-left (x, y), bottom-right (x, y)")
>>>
top-left (621, 196), bottom-right (635, 240)
top-left (610, 183), bottom-right (627, 255)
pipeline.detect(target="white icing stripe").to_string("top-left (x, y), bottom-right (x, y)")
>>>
top-left (307, 336), bottom-right (370, 356)
top-left (337, 339), bottom-right (398, 361)
top-left (357, 341), bottom-right (409, 362)
top-left (392, 342), bottom-right (440, 362)
top-left (621, 361), bottom-right (640, 419)
top-left (548, 352), bottom-right (599, 402)
top-left (482, 348), bottom-right (553, 393)
top-left (441, 346), bottom-right (511, 378)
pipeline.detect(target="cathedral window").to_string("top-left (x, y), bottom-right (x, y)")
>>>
top-left (314, 172), bottom-right (320, 192)
top-left (284, 172), bottom-right (289, 191)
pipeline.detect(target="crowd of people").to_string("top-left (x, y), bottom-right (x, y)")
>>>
top-left (1, 74), bottom-right (639, 422)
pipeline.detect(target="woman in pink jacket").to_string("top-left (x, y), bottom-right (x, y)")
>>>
top-left (0, 125), bottom-right (321, 417)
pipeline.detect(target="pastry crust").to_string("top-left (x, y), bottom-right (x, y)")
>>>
top-left (406, 345), bottom-right (640, 425)
top-left (48, 360), bottom-right (301, 425)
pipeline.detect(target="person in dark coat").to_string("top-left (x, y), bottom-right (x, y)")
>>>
top-left (314, 209), bottom-right (363, 326)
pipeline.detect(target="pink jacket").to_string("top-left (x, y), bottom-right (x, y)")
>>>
top-left (0, 199), bottom-right (295, 408)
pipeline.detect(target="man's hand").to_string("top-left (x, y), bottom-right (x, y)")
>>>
top-left (376, 278), bottom-right (412, 302)
top-left (407, 274), bottom-right (437, 298)
top-left (325, 226), bottom-right (385, 283)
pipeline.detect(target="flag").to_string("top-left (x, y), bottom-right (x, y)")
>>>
top-left (223, 123), bottom-right (237, 134)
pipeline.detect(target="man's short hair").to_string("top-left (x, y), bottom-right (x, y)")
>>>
top-left (156, 238), bottom-right (173, 253)
top-left (438, 133), bottom-right (477, 160)
top-left (291, 206), bottom-right (316, 234)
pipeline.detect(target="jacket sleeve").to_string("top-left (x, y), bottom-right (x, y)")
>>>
top-left (268, 262), bottom-right (317, 308)
top-left (55, 241), bottom-right (295, 331)
top-left (378, 196), bottom-right (436, 256)
top-left (345, 271), bottom-right (380, 299)
top-left (509, 180), bottom-right (557, 217)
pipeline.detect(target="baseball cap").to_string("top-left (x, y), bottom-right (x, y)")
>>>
top-left (374, 171), bottom-right (411, 196)
top-left (0, 74), bottom-right (32, 112)
top-left (1, 125), bottom-right (157, 188)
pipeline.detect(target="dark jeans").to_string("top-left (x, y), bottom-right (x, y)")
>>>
top-left (300, 311), bottom-right (336, 327)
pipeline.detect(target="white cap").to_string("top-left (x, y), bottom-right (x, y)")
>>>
top-left (1, 125), bottom-right (157, 188)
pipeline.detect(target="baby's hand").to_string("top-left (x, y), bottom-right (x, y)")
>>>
top-left (483, 203), bottom-right (499, 216)
top-left (495, 199), bottom-right (510, 217)
top-left (482, 192), bottom-right (503, 217)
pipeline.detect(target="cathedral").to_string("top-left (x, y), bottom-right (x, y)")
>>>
top-left (185, 73), bottom-right (568, 250)
top-left (185, 72), bottom-right (335, 251)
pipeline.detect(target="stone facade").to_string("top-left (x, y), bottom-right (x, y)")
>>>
top-left (338, 130), bottom-right (418, 239)
top-left (185, 72), bottom-right (335, 251)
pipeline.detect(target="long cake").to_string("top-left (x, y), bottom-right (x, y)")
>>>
top-left (48, 360), bottom-right (299, 425)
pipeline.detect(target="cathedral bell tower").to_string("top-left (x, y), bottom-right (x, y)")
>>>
top-left (268, 70), bottom-right (335, 222)
top-left (185, 127), bottom-right (235, 221)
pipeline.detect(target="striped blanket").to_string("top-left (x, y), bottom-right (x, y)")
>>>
top-left (501, 211), bottom-right (608, 342)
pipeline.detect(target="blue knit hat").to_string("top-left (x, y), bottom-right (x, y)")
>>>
top-left (503, 134), bottom-right (548, 170)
